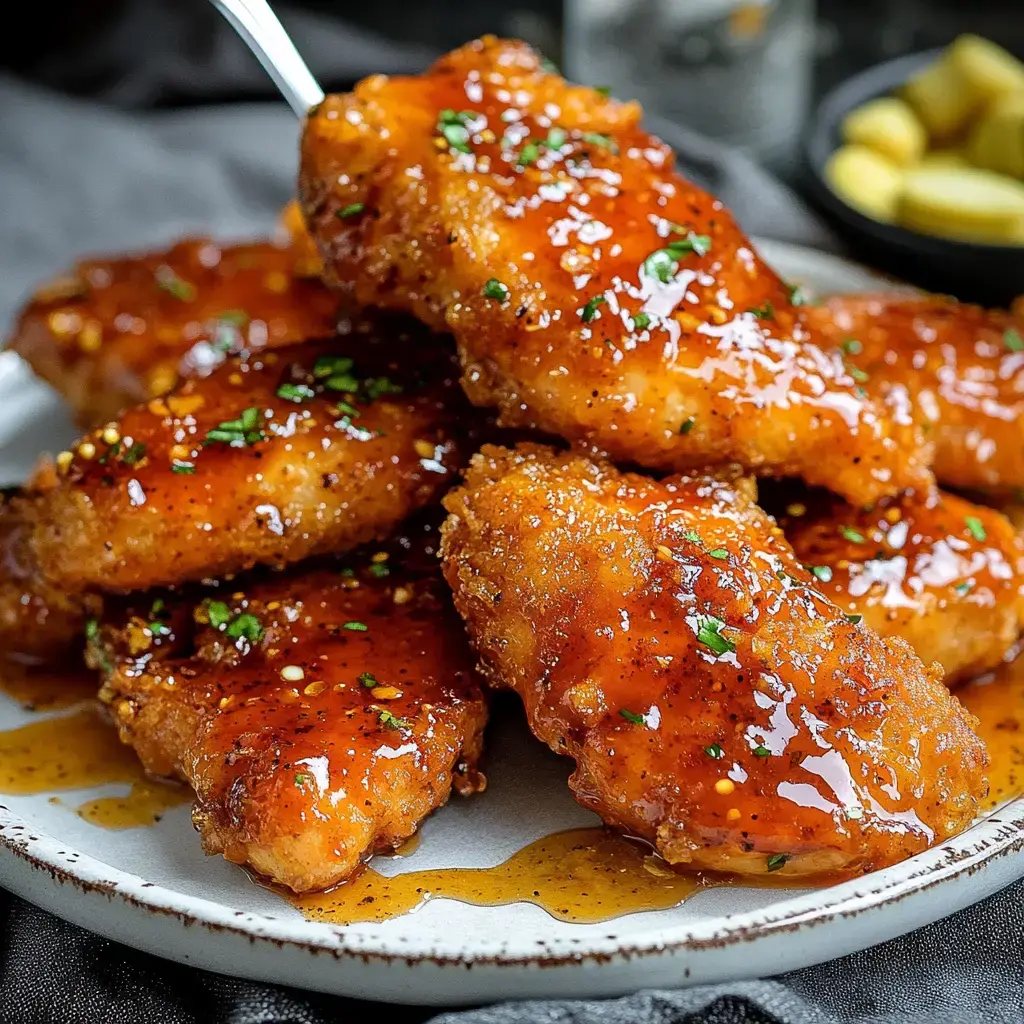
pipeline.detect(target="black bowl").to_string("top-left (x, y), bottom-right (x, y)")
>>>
top-left (803, 48), bottom-right (1024, 308)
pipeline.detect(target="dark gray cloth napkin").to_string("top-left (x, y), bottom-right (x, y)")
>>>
top-left (0, 16), bottom-right (1020, 1023)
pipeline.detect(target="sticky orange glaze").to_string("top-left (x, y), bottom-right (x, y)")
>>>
top-left (13, 321), bottom-right (473, 596)
top-left (8, 238), bottom-right (340, 426)
top-left (300, 36), bottom-right (930, 503)
top-left (441, 444), bottom-right (987, 878)
top-left (279, 201), bottom-right (325, 278)
top-left (778, 486), bottom-right (1024, 683)
top-left (94, 522), bottom-right (487, 893)
top-left (803, 294), bottom-right (1024, 495)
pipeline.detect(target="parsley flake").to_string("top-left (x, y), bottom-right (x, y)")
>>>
top-left (226, 612), bottom-right (263, 643)
top-left (841, 526), bottom-right (865, 544)
top-left (748, 301), bottom-right (775, 320)
top-left (965, 516), bottom-right (987, 542)
top-left (809, 565), bottom-right (833, 583)
top-left (436, 109), bottom-right (476, 154)
top-left (276, 382), bottom-right (315, 403)
top-left (546, 127), bottom-right (567, 151)
top-left (336, 202), bottom-right (365, 220)
top-left (294, 773), bottom-right (310, 787)
top-left (122, 442), bottom-right (146, 466)
top-left (955, 580), bottom-right (974, 595)
top-left (594, 85), bottom-right (611, 97)
top-left (204, 406), bottom-right (265, 447)
top-left (171, 461), bottom-right (195, 474)
top-left (845, 613), bottom-right (863, 624)
top-left (619, 708), bottom-right (645, 726)
top-left (786, 282), bottom-right (807, 306)
top-left (379, 709), bottom-right (411, 730)
top-left (708, 548), bottom-right (728, 559)
top-left (632, 312), bottom-right (652, 331)
top-left (767, 853), bottom-right (789, 872)
top-left (518, 140), bottom-right (541, 166)
top-left (581, 295), bottom-right (607, 322)
top-left (359, 672), bottom-right (378, 688)
top-left (695, 614), bottom-right (735, 656)
top-left (343, 621), bottom-right (368, 632)
top-left (841, 338), bottom-right (863, 355)
top-left (642, 233), bottom-right (710, 283)
top-left (682, 529), bottom-right (702, 543)
top-left (704, 743), bottom-right (723, 759)
top-left (483, 278), bottom-right (510, 301)
top-left (848, 365), bottom-right (870, 383)
top-left (679, 417), bottom-right (696, 435)
top-left (579, 131), bottom-right (618, 153)
top-left (205, 600), bottom-right (232, 629)
top-left (155, 266), bottom-right (195, 301)
top-left (368, 562), bottom-right (390, 578)
top-left (753, 745), bottom-right (770, 757)
top-left (1005, 328), bottom-right (1024, 352)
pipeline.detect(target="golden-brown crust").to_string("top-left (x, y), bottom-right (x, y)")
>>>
top-left (300, 36), bottom-right (931, 503)
top-left (95, 527), bottom-right (487, 893)
top-left (803, 293), bottom-right (1024, 495)
top-left (777, 486), bottom-right (1024, 684)
top-left (8, 238), bottom-right (340, 427)
top-left (441, 443), bottom-right (988, 878)
top-left (13, 320), bottom-right (473, 596)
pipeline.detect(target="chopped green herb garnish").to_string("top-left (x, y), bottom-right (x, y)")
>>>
top-left (704, 743), bottom-right (723, 759)
top-left (581, 295), bottom-right (607, 322)
top-left (841, 338), bottom-right (863, 355)
top-left (748, 301), bottom-right (775, 321)
top-left (276, 382), bottom-right (315, 403)
top-left (171, 462), bottom-right (195, 474)
top-left (368, 562), bottom-right (390, 578)
top-left (643, 248), bottom-right (676, 284)
top-left (85, 619), bottom-right (100, 642)
top-left (518, 140), bottom-right (541, 166)
top-left (708, 548), bottom-right (728, 559)
top-left (540, 56), bottom-right (560, 74)
top-left (358, 672), bottom-right (378, 688)
top-left (642, 233), bottom-right (710, 283)
top-left (594, 85), bottom-right (611, 97)
top-left (767, 853), bottom-right (789, 872)
top-left (546, 127), bottom-right (567, 151)
top-left (632, 312), bottom-right (652, 331)
top-left (579, 131), bottom-right (618, 153)
top-left (483, 278), bottom-right (509, 301)
top-left (846, 613), bottom-right (863, 624)
top-left (841, 526), bottom-right (865, 544)
top-left (695, 614), bottom-right (735, 656)
top-left (619, 708), bottom-right (645, 726)
top-left (379, 709), bottom-right (411, 730)
top-left (753, 745), bottom-right (770, 757)
top-left (339, 567), bottom-right (355, 578)
top-left (217, 309), bottom-right (248, 327)
top-left (679, 417), bottom-right (696, 435)
top-left (313, 355), bottom-right (354, 379)
top-left (785, 282), bottom-right (807, 306)
top-left (1005, 328), bottom-right (1024, 352)
top-left (343, 621), bottom-right (368, 632)
top-left (848, 365), bottom-right (870, 383)
top-left (205, 600), bottom-right (232, 629)
top-left (809, 565), bottom-right (833, 583)
top-left (965, 516), bottom-right (987, 542)
top-left (336, 202), bottom-right (365, 220)
top-left (955, 580), bottom-right (974, 595)
top-left (97, 441), bottom-right (121, 465)
top-left (225, 612), bottom-right (263, 644)
top-left (84, 619), bottom-right (113, 676)
top-left (437, 109), bottom-right (476, 154)
top-left (122, 442), bottom-right (147, 466)
top-left (682, 529), bottom-right (702, 543)
top-left (363, 377), bottom-right (403, 401)
top-left (204, 406), bottom-right (264, 447)
top-left (294, 773), bottom-right (310, 787)
top-left (155, 266), bottom-right (195, 301)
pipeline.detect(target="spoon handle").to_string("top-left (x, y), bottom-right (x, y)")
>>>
top-left (209, 0), bottom-right (324, 117)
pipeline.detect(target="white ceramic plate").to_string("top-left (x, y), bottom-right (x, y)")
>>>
top-left (0, 240), bottom-right (1020, 1007)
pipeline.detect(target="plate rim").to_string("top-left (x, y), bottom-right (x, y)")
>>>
top-left (0, 238), bottom-right (1019, 987)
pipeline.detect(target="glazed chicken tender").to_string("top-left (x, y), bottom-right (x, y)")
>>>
top-left (441, 444), bottom-right (987, 878)
top-left (778, 487), bottom-right (1024, 684)
top-left (300, 37), bottom-right (929, 504)
top-left (804, 294), bottom-right (1024, 495)
top-left (9, 320), bottom-right (470, 602)
top-left (8, 238), bottom-right (340, 427)
top-left (93, 528), bottom-right (487, 892)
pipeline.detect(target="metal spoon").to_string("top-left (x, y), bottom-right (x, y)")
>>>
top-left (209, 0), bottom-right (324, 116)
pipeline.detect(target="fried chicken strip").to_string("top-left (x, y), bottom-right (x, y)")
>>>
top-left (441, 444), bottom-right (987, 878)
top-left (300, 36), bottom-right (930, 504)
top-left (803, 294), bottom-right (1024, 495)
top-left (93, 526), bottom-right (487, 892)
top-left (8, 238), bottom-right (339, 427)
top-left (6, 320), bottom-right (470, 616)
top-left (775, 486), bottom-right (1024, 684)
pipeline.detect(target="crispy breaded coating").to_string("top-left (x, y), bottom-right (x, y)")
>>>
top-left (777, 487), bottom-right (1024, 684)
top-left (12, 320), bottom-right (471, 598)
top-left (300, 36), bottom-right (930, 503)
top-left (93, 527), bottom-right (486, 892)
top-left (8, 238), bottom-right (340, 427)
top-left (0, 494), bottom-right (95, 657)
top-left (441, 444), bottom-right (988, 878)
top-left (803, 293), bottom-right (1024, 495)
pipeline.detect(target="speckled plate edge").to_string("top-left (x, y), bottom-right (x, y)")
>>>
top-left (0, 239), bottom-right (1018, 1005)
